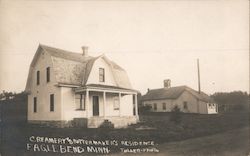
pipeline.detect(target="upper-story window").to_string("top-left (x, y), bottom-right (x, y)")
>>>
top-left (99, 68), bottom-right (105, 82)
top-left (36, 71), bottom-right (40, 85)
top-left (46, 67), bottom-right (50, 82)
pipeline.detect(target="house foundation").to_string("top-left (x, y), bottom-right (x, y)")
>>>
top-left (28, 116), bottom-right (138, 128)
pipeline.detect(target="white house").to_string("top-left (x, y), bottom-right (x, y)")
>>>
top-left (141, 80), bottom-right (218, 114)
top-left (25, 44), bottom-right (139, 128)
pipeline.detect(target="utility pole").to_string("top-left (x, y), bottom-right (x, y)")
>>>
top-left (197, 59), bottom-right (201, 94)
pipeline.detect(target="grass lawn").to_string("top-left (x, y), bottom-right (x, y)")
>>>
top-left (127, 127), bottom-right (249, 156)
top-left (0, 112), bottom-right (249, 155)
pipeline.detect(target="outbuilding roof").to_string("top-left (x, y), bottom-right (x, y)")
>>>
top-left (141, 86), bottom-right (213, 102)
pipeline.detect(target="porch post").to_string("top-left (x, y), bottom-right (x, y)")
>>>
top-left (119, 92), bottom-right (121, 117)
top-left (134, 93), bottom-right (138, 117)
top-left (103, 91), bottom-right (106, 118)
top-left (86, 90), bottom-right (89, 117)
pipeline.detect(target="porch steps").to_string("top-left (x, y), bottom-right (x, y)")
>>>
top-left (88, 117), bottom-right (105, 128)
top-left (88, 117), bottom-right (114, 128)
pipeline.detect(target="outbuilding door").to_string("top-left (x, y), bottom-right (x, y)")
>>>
top-left (92, 96), bottom-right (99, 116)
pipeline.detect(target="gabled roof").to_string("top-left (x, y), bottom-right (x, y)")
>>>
top-left (25, 44), bottom-right (132, 91)
top-left (141, 86), bottom-right (212, 102)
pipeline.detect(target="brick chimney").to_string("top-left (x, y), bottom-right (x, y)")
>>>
top-left (164, 79), bottom-right (171, 89)
top-left (81, 46), bottom-right (88, 56)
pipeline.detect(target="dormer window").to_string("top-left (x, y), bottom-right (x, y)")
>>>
top-left (46, 67), bottom-right (50, 82)
top-left (36, 71), bottom-right (40, 85)
top-left (99, 68), bottom-right (105, 82)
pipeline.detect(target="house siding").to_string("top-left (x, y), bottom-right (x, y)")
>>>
top-left (86, 57), bottom-right (117, 86)
top-left (61, 87), bottom-right (87, 121)
top-left (176, 91), bottom-right (199, 113)
top-left (89, 92), bottom-right (134, 117)
top-left (143, 90), bottom-right (210, 114)
top-left (60, 89), bottom-right (134, 121)
top-left (28, 50), bottom-right (62, 121)
top-left (143, 99), bottom-right (174, 112)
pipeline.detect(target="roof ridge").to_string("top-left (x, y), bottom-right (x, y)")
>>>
top-left (148, 85), bottom-right (187, 92)
top-left (40, 44), bottom-right (79, 54)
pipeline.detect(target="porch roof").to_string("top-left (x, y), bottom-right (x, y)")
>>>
top-left (74, 84), bottom-right (138, 94)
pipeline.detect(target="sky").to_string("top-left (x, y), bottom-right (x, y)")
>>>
top-left (0, 0), bottom-right (249, 95)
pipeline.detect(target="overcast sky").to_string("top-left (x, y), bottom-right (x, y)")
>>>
top-left (0, 0), bottom-right (249, 95)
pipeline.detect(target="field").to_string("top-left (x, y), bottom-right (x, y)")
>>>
top-left (0, 111), bottom-right (249, 156)
top-left (131, 127), bottom-right (249, 156)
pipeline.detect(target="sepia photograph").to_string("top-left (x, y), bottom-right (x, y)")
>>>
top-left (0, 0), bottom-right (249, 155)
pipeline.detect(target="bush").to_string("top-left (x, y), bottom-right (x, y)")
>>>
top-left (99, 120), bottom-right (114, 129)
top-left (139, 105), bottom-right (152, 114)
top-left (169, 106), bottom-right (182, 124)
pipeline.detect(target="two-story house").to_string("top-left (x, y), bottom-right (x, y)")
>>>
top-left (25, 44), bottom-right (139, 128)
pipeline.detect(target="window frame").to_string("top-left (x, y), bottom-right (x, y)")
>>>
top-left (113, 97), bottom-right (120, 110)
top-left (50, 94), bottom-right (54, 112)
top-left (183, 101), bottom-right (188, 109)
top-left (36, 70), bottom-right (40, 85)
top-left (33, 97), bottom-right (37, 113)
top-left (75, 94), bottom-right (85, 110)
top-left (153, 103), bottom-right (157, 111)
top-left (99, 68), bottom-right (105, 82)
top-left (162, 103), bottom-right (166, 110)
top-left (46, 67), bottom-right (50, 82)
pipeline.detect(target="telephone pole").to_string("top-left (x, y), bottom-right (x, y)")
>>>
top-left (197, 59), bottom-right (201, 94)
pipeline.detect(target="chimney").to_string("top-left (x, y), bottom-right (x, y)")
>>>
top-left (164, 79), bottom-right (171, 89)
top-left (147, 88), bottom-right (150, 92)
top-left (81, 46), bottom-right (88, 56)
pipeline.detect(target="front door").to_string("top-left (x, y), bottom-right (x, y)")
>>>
top-left (92, 96), bottom-right (99, 116)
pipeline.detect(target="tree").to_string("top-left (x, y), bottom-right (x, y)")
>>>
top-left (0, 90), bottom-right (27, 101)
top-left (211, 91), bottom-right (249, 112)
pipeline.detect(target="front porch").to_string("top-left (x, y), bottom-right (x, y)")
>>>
top-left (73, 84), bottom-right (139, 128)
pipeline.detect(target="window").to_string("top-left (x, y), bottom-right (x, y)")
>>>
top-left (153, 103), bottom-right (157, 111)
top-left (33, 97), bottom-right (37, 113)
top-left (99, 68), bottom-right (105, 82)
top-left (46, 67), bottom-right (50, 82)
top-left (50, 94), bottom-right (54, 112)
top-left (183, 101), bottom-right (188, 109)
top-left (162, 103), bottom-right (166, 110)
top-left (75, 94), bottom-right (85, 110)
top-left (37, 71), bottom-right (40, 85)
top-left (114, 97), bottom-right (119, 110)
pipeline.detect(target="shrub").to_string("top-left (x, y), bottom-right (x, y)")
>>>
top-left (139, 105), bottom-right (152, 115)
top-left (169, 106), bottom-right (182, 124)
top-left (99, 120), bottom-right (114, 129)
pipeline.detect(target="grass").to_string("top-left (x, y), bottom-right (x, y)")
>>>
top-left (127, 127), bottom-right (249, 156)
top-left (0, 111), bottom-right (249, 155)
